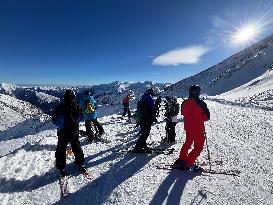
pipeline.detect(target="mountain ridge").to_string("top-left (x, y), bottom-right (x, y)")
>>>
top-left (165, 33), bottom-right (273, 98)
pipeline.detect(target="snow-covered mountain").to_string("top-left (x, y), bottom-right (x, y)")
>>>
top-left (165, 34), bottom-right (273, 98)
top-left (0, 81), bottom-right (169, 114)
top-left (0, 94), bottom-right (41, 131)
top-left (1, 34), bottom-right (273, 204)
top-left (216, 67), bottom-right (273, 111)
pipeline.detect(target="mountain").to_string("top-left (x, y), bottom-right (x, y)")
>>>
top-left (1, 33), bottom-right (273, 205)
top-left (0, 93), bottom-right (41, 131)
top-left (165, 34), bottom-right (273, 98)
top-left (0, 81), bottom-right (169, 114)
top-left (216, 66), bottom-right (273, 111)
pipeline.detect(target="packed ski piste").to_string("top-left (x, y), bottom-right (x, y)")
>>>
top-left (1, 83), bottom-right (273, 205)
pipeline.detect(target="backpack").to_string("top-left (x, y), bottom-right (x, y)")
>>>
top-left (84, 99), bottom-right (95, 113)
top-left (137, 98), bottom-right (145, 114)
top-left (167, 101), bottom-right (179, 117)
top-left (132, 111), bottom-right (141, 123)
top-left (172, 103), bottom-right (180, 116)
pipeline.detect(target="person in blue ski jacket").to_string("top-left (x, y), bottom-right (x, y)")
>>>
top-left (80, 91), bottom-right (104, 142)
top-left (133, 88), bottom-right (156, 152)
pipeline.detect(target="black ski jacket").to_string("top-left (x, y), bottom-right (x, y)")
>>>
top-left (52, 102), bottom-right (81, 139)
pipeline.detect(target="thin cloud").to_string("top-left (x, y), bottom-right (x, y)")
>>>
top-left (152, 45), bottom-right (210, 66)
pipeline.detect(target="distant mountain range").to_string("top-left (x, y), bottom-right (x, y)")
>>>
top-left (0, 81), bottom-right (170, 114)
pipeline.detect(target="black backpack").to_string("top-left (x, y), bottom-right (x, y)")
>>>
top-left (169, 102), bottom-right (179, 116)
top-left (137, 99), bottom-right (145, 114)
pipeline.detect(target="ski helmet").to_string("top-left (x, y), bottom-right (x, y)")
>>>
top-left (84, 90), bottom-right (90, 95)
top-left (64, 89), bottom-right (76, 102)
top-left (146, 88), bottom-right (154, 96)
top-left (172, 96), bottom-right (178, 101)
top-left (189, 85), bottom-right (201, 98)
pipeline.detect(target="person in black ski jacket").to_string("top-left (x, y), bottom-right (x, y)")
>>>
top-left (52, 89), bottom-right (86, 176)
top-left (163, 96), bottom-right (179, 143)
top-left (133, 88), bottom-right (156, 152)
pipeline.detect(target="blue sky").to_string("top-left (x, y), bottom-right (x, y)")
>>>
top-left (1, 0), bottom-right (273, 86)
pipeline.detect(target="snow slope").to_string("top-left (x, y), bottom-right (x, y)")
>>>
top-left (0, 94), bottom-right (41, 131)
top-left (0, 92), bottom-right (273, 204)
top-left (216, 66), bottom-right (273, 111)
top-left (165, 34), bottom-right (273, 98)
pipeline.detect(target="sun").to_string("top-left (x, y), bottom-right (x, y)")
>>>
top-left (232, 24), bottom-right (258, 44)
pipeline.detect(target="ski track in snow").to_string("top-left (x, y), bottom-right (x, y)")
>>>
top-left (0, 100), bottom-right (273, 204)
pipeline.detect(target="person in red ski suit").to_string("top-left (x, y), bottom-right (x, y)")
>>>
top-left (122, 94), bottom-right (132, 120)
top-left (175, 85), bottom-right (210, 170)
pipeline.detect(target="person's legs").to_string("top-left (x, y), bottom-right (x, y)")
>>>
top-left (134, 122), bottom-right (152, 150)
top-left (85, 120), bottom-right (94, 141)
top-left (55, 131), bottom-right (69, 170)
top-left (164, 120), bottom-right (171, 142)
top-left (128, 109), bottom-right (132, 119)
top-left (70, 139), bottom-right (85, 167)
top-left (92, 118), bottom-right (104, 135)
top-left (168, 122), bottom-right (176, 142)
top-left (186, 132), bottom-right (205, 166)
top-left (122, 107), bottom-right (127, 117)
top-left (178, 132), bottom-right (194, 161)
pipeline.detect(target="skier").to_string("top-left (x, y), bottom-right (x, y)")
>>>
top-left (155, 96), bottom-right (162, 117)
top-left (174, 85), bottom-right (210, 171)
top-left (122, 94), bottom-right (132, 121)
top-left (52, 89), bottom-right (87, 176)
top-left (80, 91), bottom-right (104, 142)
top-left (163, 96), bottom-right (179, 143)
top-left (133, 88), bottom-right (156, 152)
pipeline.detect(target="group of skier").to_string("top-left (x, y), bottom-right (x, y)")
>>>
top-left (52, 84), bottom-right (210, 176)
top-left (121, 85), bottom-right (210, 170)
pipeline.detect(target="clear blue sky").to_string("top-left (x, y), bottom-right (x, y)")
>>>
top-left (1, 0), bottom-right (273, 86)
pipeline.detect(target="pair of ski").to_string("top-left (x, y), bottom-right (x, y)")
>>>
top-left (114, 147), bottom-right (175, 155)
top-left (155, 163), bottom-right (240, 176)
top-left (59, 169), bottom-right (93, 197)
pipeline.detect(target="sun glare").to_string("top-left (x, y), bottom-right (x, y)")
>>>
top-left (232, 24), bottom-right (258, 44)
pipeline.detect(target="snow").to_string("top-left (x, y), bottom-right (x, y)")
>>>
top-left (0, 94), bottom-right (41, 131)
top-left (0, 83), bottom-right (17, 95)
top-left (0, 90), bottom-right (273, 204)
top-left (1, 32), bottom-right (273, 205)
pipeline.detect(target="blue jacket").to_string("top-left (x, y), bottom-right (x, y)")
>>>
top-left (80, 95), bottom-right (98, 120)
top-left (140, 93), bottom-right (156, 123)
top-left (142, 93), bottom-right (155, 109)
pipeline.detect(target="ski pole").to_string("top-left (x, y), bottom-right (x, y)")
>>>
top-left (204, 132), bottom-right (212, 171)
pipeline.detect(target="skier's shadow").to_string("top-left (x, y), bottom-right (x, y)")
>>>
top-left (53, 149), bottom-right (157, 204)
top-left (149, 170), bottom-right (201, 205)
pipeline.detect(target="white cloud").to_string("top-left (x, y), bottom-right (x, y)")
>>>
top-left (152, 45), bottom-right (210, 66)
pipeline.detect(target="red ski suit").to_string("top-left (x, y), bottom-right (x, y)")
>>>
top-left (178, 98), bottom-right (210, 166)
